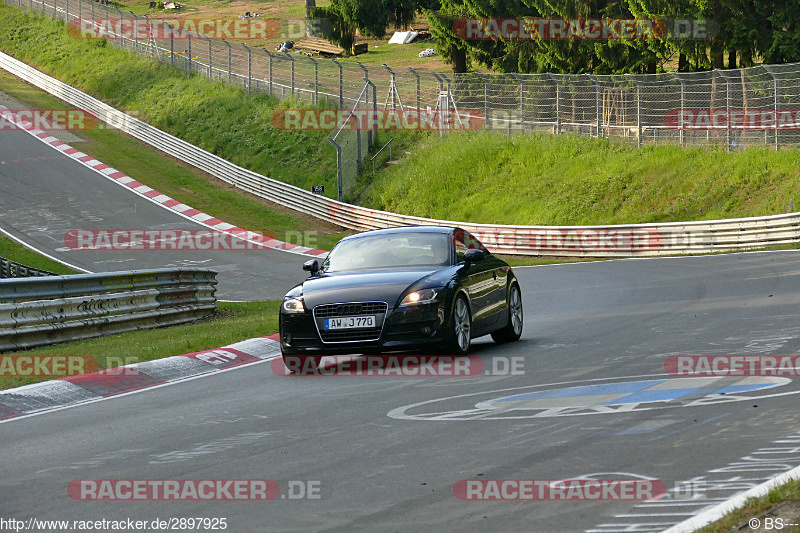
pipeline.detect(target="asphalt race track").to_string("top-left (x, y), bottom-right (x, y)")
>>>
top-left (0, 128), bottom-right (308, 300)
top-left (4, 98), bottom-right (800, 531)
top-left (4, 250), bottom-right (800, 532)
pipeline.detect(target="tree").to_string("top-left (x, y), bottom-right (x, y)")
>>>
top-left (763, 0), bottom-right (800, 63)
top-left (309, 0), bottom-right (425, 53)
top-left (306, 0), bottom-right (316, 37)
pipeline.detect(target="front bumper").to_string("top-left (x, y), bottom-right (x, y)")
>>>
top-left (279, 301), bottom-right (447, 355)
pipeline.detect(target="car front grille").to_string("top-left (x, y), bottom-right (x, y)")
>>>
top-left (313, 301), bottom-right (388, 343)
top-left (314, 301), bottom-right (387, 318)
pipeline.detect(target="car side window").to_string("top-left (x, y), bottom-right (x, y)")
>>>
top-left (454, 235), bottom-right (468, 264)
top-left (454, 229), bottom-right (490, 264)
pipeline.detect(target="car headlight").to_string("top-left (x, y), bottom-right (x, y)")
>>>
top-left (400, 288), bottom-right (440, 307)
top-left (282, 297), bottom-right (305, 314)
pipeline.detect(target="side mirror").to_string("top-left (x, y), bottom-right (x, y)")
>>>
top-left (464, 248), bottom-right (485, 264)
top-left (303, 259), bottom-right (319, 274)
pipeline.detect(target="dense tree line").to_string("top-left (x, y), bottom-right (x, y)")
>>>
top-left (307, 0), bottom-right (800, 74)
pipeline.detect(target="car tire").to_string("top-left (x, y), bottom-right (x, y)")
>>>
top-left (491, 282), bottom-right (523, 343)
top-left (443, 294), bottom-right (471, 355)
top-left (283, 353), bottom-right (324, 374)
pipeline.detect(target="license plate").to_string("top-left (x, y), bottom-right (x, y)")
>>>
top-left (324, 315), bottom-right (376, 330)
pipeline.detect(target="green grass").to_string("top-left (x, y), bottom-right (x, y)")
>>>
top-left (0, 300), bottom-right (279, 390)
top-left (363, 131), bottom-right (800, 226)
top-left (697, 479), bottom-right (800, 532)
top-left (0, 233), bottom-right (79, 275)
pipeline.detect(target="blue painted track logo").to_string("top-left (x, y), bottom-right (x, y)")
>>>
top-left (388, 376), bottom-right (793, 420)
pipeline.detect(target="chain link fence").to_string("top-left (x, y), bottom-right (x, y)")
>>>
top-left (8, 0), bottom-right (800, 189)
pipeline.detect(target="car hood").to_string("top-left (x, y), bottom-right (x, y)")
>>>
top-left (298, 267), bottom-right (444, 309)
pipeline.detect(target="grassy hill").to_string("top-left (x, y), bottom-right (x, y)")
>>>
top-left (361, 131), bottom-right (800, 226)
top-left (1, 5), bottom-right (799, 233)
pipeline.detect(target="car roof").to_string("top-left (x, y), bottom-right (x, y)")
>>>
top-left (340, 226), bottom-right (458, 242)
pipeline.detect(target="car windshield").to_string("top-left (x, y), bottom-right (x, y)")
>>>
top-left (321, 232), bottom-right (451, 272)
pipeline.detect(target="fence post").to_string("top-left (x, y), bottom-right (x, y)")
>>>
top-left (223, 40), bottom-right (232, 83)
top-left (478, 73), bottom-right (490, 131)
top-left (308, 55), bottom-right (318, 104)
top-left (282, 51), bottom-right (295, 97)
top-left (513, 74), bottom-right (525, 134)
top-left (408, 67), bottom-right (421, 117)
top-left (205, 35), bottom-right (211, 78)
top-left (115, 7), bottom-right (123, 47)
top-left (764, 66), bottom-right (780, 150)
top-left (549, 74), bottom-right (561, 134)
top-left (143, 15), bottom-right (155, 61)
top-left (775, 75), bottom-right (780, 151)
top-left (328, 136), bottom-right (344, 202)
top-left (592, 76), bottom-right (601, 137)
top-left (725, 73), bottom-right (731, 151)
top-left (636, 81), bottom-right (642, 148)
top-left (383, 64), bottom-right (397, 110)
top-left (131, 12), bottom-right (138, 52)
top-left (263, 49), bottom-right (273, 97)
top-left (432, 72), bottom-right (446, 136)
top-left (627, 75), bottom-right (642, 147)
top-left (244, 44), bottom-right (251, 92)
top-left (187, 33), bottom-right (192, 78)
top-left (331, 58), bottom-right (343, 108)
top-left (355, 62), bottom-right (371, 144)
top-left (169, 22), bottom-right (174, 68)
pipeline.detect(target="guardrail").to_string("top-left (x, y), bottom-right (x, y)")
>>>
top-left (2, 50), bottom-right (799, 257)
top-left (0, 268), bottom-right (217, 351)
top-left (0, 256), bottom-right (55, 278)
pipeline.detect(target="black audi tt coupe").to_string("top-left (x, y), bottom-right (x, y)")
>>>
top-left (278, 226), bottom-right (523, 370)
